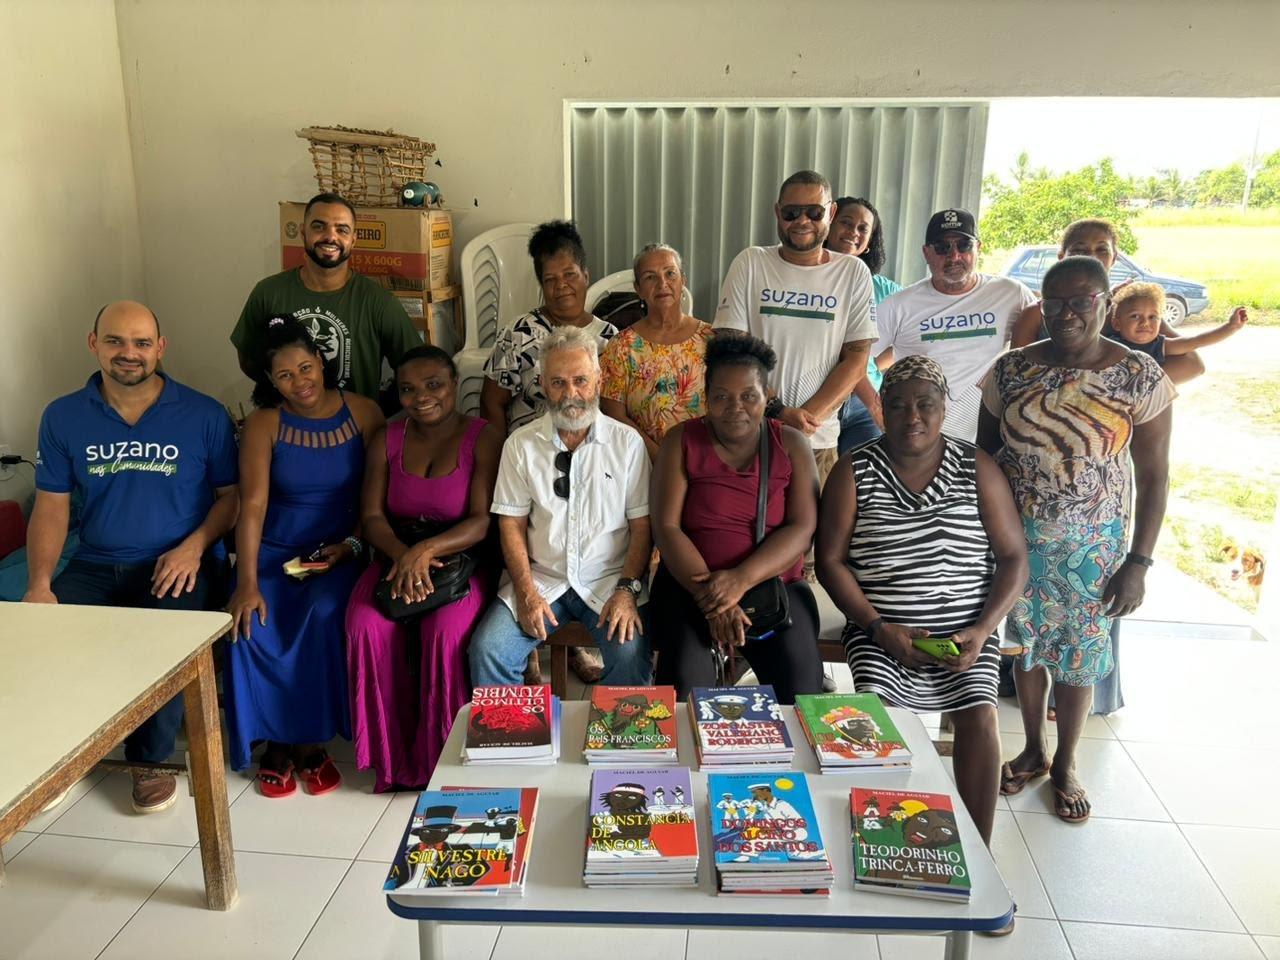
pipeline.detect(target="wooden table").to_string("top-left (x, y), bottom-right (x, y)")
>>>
top-left (0, 602), bottom-right (237, 910)
top-left (387, 702), bottom-right (1014, 960)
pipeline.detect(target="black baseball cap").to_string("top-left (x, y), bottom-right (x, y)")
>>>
top-left (925, 208), bottom-right (978, 243)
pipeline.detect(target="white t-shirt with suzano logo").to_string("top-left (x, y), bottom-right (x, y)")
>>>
top-left (713, 246), bottom-right (876, 450)
top-left (874, 274), bottom-right (1036, 440)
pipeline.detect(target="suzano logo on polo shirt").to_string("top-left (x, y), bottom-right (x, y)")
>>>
top-left (758, 287), bottom-right (838, 322)
top-left (85, 441), bottom-right (180, 478)
top-left (919, 311), bottom-right (998, 342)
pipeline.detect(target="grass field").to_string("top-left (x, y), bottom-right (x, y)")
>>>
top-left (1130, 209), bottom-right (1280, 324)
top-left (981, 207), bottom-right (1280, 325)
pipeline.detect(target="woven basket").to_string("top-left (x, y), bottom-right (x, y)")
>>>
top-left (297, 125), bottom-right (437, 207)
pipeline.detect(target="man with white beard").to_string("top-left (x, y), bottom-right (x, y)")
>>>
top-left (469, 325), bottom-right (653, 686)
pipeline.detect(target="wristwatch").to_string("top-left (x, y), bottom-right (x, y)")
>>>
top-left (615, 577), bottom-right (643, 597)
top-left (764, 396), bottom-right (785, 420)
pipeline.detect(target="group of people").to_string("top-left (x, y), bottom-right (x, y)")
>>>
top-left (26, 174), bottom-right (1233, 889)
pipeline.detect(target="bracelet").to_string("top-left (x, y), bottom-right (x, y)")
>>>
top-left (865, 616), bottom-right (884, 638)
top-left (343, 535), bottom-right (364, 559)
top-left (1125, 552), bottom-right (1154, 568)
top-left (764, 397), bottom-right (784, 420)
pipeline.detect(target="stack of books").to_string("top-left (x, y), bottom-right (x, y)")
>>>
top-left (461, 684), bottom-right (561, 765)
top-left (583, 767), bottom-right (699, 887)
top-left (384, 786), bottom-right (539, 897)
top-left (582, 685), bottom-right (678, 766)
top-left (794, 692), bottom-right (913, 773)
top-left (851, 787), bottom-right (971, 902)
top-left (688, 685), bottom-right (794, 770)
top-left (708, 771), bottom-right (833, 896)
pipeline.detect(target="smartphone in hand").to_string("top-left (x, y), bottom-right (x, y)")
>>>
top-left (912, 636), bottom-right (960, 659)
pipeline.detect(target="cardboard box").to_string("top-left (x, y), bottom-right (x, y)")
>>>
top-left (280, 202), bottom-right (453, 290)
top-left (395, 285), bottom-right (463, 355)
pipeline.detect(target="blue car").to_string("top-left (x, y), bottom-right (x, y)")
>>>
top-left (1001, 245), bottom-right (1210, 326)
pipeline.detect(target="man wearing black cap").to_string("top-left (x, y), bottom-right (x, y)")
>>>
top-left (874, 209), bottom-right (1036, 440)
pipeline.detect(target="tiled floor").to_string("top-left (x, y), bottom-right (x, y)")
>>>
top-left (2, 625), bottom-right (1278, 960)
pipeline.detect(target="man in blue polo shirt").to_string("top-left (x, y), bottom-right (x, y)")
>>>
top-left (24, 301), bottom-right (239, 814)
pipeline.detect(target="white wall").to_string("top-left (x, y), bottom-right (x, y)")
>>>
top-left (0, 0), bottom-right (145, 458)
top-left (109, 0), bottom-right (1280, 409)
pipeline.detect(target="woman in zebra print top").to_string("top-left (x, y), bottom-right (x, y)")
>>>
top-left (816, 356), bottom-right (1028, 848)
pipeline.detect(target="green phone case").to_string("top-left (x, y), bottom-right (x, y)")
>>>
top-left (913, 636), bottom-right (960, 658)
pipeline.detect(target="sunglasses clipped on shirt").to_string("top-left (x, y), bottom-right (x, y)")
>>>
top-left (1041, 290), bottom-right (1108, 320)
top-left (779, 204), bottom-right (828, 223)
top-left (928, 237), bottom-right (974, 255)
top-left (553, 450), bottom-right (572, 499)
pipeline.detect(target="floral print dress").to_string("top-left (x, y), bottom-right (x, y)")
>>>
top-left (599, 323), bottom-right (714, 446)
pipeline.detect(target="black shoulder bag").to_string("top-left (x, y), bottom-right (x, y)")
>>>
top-left (373, 519), bottom-right (477, 622)
top-left (737, 423), bottom-right (792, 639)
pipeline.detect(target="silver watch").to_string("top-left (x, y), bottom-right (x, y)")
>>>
top-left (615, 577), bottom-right (643, 597)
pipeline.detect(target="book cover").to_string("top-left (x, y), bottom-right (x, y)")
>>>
top-left (584, 686), bottom-right (676, 753)
top-left (708, 772), bottom-right (827, 866)
top-left (587, 768), bottom-right (697, 861)
top-left (384, 787), bottom-right (533, 893)
top-left (851, 788), bottom-right (971, 895)
top-left (794, 693), bottom-right (911, 764)
top-left (690, 686), bottom-right (792, 752)
top-left (465, 685), bottom-right (553, 751)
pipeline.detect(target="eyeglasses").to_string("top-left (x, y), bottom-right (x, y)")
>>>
top-left (553, 450), bottom-right (572, 499)
top-left (928, 237), bottom-right (974, 255)
top-left (1041, 291), bottom-right (1107, 319)
top-left (779, 204), bottom-right (828, 223)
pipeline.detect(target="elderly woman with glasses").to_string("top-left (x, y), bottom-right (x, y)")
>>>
top-left (600, 243), bottom-right (713, 460)
top-left (978, 256), bottom-right (1174, 824)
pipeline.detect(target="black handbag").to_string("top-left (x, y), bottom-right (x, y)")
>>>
top-left (739, 422), bottom-right (792, 640)
top-left (373, 519), bottom-right (477, 622)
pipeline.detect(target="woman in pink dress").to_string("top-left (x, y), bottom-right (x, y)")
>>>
top-left (346, 346), bottom-right (503, 791)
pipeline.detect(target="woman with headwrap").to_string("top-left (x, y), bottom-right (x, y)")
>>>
top-left (816, 355), bottom-right (1028, 858)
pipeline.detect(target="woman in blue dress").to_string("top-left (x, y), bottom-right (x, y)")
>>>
top-left (227, 316), bottom-right (384, 796)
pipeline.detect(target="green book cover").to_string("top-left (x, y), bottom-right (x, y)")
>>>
top-left (793, 693), bottom-right (911, 764)
top-left (851, 788), bottom-right (971, 896)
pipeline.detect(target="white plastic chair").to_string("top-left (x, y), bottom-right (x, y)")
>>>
top-left (454, 349), bottom-right (487, 417)
top-left (460, 223), bottom-right (541, 352)
top-left (585, 269), bottom-right (695, 316)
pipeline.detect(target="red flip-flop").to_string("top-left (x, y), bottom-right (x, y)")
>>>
top-left (257, 761), bottom-right (296, 799)
top-left (299, 756), bottom-right (343, 796)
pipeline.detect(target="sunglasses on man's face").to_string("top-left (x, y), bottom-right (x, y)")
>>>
top-left (928, 237), bottom-right (974, 255)
top-left (553, 450), bottom-right (572, 499)
top-left (779, 204), bottom-right (828, 223)
top-left (1041, 291), bottom-right (1107, 320)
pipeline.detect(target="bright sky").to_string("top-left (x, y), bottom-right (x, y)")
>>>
top-left (983, 98), bottom-right (1280, 181)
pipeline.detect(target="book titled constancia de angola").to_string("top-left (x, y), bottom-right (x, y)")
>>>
top-left (385, 786), bottom-right (540, 897)
top-left (583, 767), bottom-right (699, 887)
top-left (688, 685), bottom-right (794, 768)
top-left (851, 787), bottom-right (971, 901)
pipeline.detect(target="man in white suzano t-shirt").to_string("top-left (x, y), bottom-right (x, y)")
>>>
top-left (713, 170), bottom-right (877, 487)
top-left (875, 208), bottom-right (1036, 440)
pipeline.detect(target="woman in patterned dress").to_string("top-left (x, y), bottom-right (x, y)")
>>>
top-left (816, 356), bottom-right (1027, 849)
top-left (979, 256), bottom-right (1174, 824)
top-left (600, 243), bottom-right (713, 460)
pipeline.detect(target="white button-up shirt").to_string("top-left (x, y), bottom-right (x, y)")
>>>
top-left (491, 412), bottom-right (650, 615)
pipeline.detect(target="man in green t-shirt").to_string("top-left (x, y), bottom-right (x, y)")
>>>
top-left (231, 192), bottom-right (421, 405)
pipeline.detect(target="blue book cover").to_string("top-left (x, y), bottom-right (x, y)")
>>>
top-left (689, 686), bottom-right (792, 752)
top-left (707, 772), bottom-right (827, 866)
top-left (385, 787), bottom-right (532, 892)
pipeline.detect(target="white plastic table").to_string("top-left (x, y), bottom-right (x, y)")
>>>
top-left (387, 701), bottom-right (1013, 959)
top-left (0, 602), bottom-right (237, 909)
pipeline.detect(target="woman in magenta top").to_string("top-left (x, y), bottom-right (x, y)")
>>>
top-left (650, 332), bottom-right (822, 702)
top-left (345, 346), bottom-right (502, 792)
